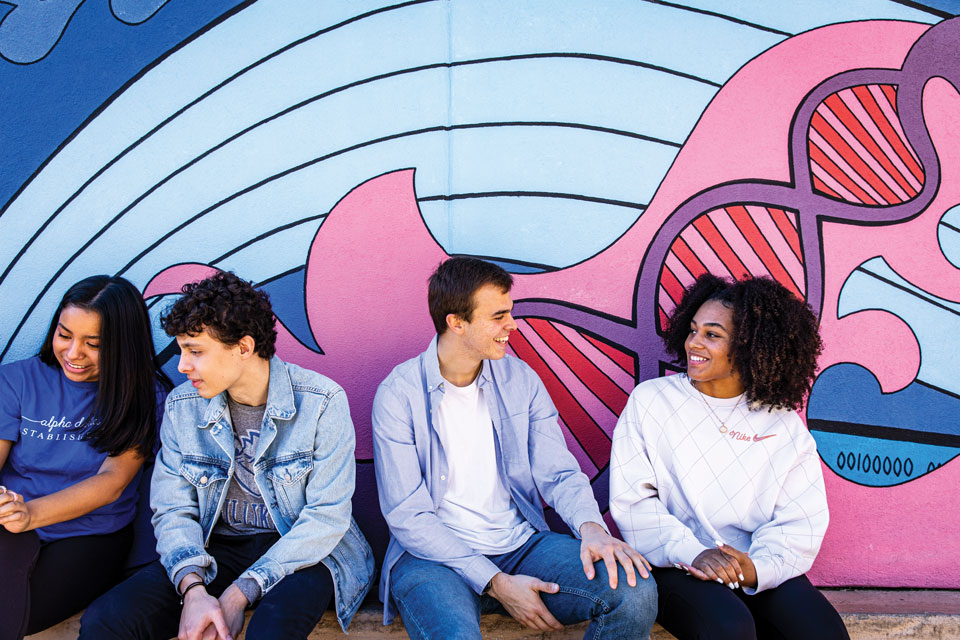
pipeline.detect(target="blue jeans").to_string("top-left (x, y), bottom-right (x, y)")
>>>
top-left (79, 533), bottom-right (334, 640)
top-left (390, 531), bottom-right (657, 640)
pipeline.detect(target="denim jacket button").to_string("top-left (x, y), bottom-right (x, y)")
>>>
top-left (440, 475), bottom-right (446, 481)
top-left (285, 472), bottom-right (292, 482)
top-left (200, 476), bottom-right (208, 485)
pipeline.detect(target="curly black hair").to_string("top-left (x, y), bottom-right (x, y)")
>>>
top-left (662, 273), bottom-right (822, 411)
top-left (160, 271), bottom-right (277, 359)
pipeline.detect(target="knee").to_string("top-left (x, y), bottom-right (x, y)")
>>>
top-left (79, 595), bottom-right (122, 639)
top-left (606, 573), bottom-right (658, 624)
top-left (707, 605), bottom-right (755, 640)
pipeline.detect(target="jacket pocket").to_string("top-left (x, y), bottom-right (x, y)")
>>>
top-left (264, 451), bottom-right (312, 518)
top-left (179, 456), bottom-right (230, 523)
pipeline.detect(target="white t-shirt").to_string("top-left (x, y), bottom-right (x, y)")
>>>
top-left (435, 378), bottom-right (533, 554)
top-left (609, 374), bottom-right (828, 593)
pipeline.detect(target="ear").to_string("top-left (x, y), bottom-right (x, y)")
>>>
top-left (445, 313), bottom-right (466, 335)
top-left (237, 335), bottom-right (257, 359)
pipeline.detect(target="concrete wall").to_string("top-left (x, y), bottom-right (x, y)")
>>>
top-left (2, 0), bottom-right (958, 588)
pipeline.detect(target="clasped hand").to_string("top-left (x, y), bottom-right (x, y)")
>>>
top-left (179, 581), bottom-right (248, 640)
top-left (678, 543), bottom-right (757, 590)
top-left (0, 486), bottom-right (32, 533)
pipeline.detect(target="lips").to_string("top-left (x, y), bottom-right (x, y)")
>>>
top-left (63, 359), bottom-right (92, 371)
top-left (494, 336), bottom-right (509, 344)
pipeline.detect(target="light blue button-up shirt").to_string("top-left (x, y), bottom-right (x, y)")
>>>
top-left (372, 337), bottom-right (606, 624)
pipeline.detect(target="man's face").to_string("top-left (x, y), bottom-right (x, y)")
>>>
top-left (458, 283), bottom-right (518, 361)
top-left (176, 328), bottom-right (245, 399)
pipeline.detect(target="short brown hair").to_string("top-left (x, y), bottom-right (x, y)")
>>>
top-left (428, 257), bottom-right (513, 334)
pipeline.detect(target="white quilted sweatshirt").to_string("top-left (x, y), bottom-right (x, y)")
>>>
top-left (609, 374), bottom-right (828, 594)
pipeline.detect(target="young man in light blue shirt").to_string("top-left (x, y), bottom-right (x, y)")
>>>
top-left (372, 257), bottom-right (657, 639)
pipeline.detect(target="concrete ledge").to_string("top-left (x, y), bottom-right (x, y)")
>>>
top-left (27, 590), bottom-right (960, 639)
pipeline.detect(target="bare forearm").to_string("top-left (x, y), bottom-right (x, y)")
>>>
top-left (21, 469), bottom-right (133, 530)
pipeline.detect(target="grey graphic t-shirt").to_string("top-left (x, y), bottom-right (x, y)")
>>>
top-left (214, 397), bottom-right (274, 535)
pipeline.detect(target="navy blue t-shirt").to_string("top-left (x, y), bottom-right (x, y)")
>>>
top-left (0, 356), bottom-right (144, 541)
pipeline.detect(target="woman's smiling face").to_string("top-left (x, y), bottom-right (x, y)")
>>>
top-left (684, 299), bottom-right (744, 398)
top-left (52, 305), bottom-right (101, 383)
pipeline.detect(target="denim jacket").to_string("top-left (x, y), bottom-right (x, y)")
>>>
top-left (151, 356), bottom-right (374, 631)
top-left (372, 337), bottom-right (606, 623)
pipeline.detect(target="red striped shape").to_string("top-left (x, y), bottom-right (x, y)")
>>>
top-left (526, 318), bottom-right (629, 416)
top-left (769, 208), bottom-right (802, 262)
top-left (672, 236), bottom-right (707, 278)
top-left (584, 333), bottom-right (635, 375)
top-left (825, 94), bottom-right (916, 197)
top-left (811, 111), bottom-right (898, 204)
top-left (508, 327), bottom-right (610, 466)
top-left (812, 176), bottom-right (841, 199)
top-left (725, 206), bottom-right (801, 296)
top-left (693, 215), bottom-right (749, 278)
top-left (879, 84), bottom-right (897, 112)
top-left (660, 264), bottom-right (685, 307)
top-left (809, 140), bottom-right (877, 204)
top-left (852, 85), bottom-right (922, 183)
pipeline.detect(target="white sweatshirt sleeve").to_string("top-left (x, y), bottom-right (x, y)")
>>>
top-left (609, 389), bottom-right (709, 567)
top-left (745, 428), bottom-right (829, 594)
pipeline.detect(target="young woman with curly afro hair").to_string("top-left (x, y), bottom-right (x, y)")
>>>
top-left (609, 274), bottom-right (848, 640)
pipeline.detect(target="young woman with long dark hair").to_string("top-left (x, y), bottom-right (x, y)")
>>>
top-left (610, 274), bottom-right (849, 640)
top-left (0, 275), bottom-right (172, 640)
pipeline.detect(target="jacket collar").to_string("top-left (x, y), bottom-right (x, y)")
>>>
top-left (423, 335), bottom-right (491, 393)
top-left (200, 355), bottom-right (296, 427)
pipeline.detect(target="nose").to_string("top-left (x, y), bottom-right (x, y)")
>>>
top-left (177, 355), bottom-right (190, 374)
top-left (66, 339), bottom-right (83, 360)
top-left (505, 313), bottom-right (518, 332)
top-left (687, 331), bottom-right (703, 349)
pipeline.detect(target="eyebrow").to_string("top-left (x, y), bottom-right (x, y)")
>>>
top-left (177, 340), bottom-right (203, 348)
top-left (691, 321), bottom-right (728, 330)
top-left (58, 322), bottom-right (100, 339)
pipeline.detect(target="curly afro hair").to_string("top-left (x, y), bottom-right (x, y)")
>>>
top-left (160, 271), bottom-right (277, 359)
top-left (662, 273), bottom-right (822, 411)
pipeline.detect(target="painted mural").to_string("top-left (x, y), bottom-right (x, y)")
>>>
top-left (2, 0), bottom-right (958, 588)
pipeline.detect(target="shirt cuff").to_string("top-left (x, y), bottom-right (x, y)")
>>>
top-left (460, 555), bottom-right (503, 595)
top-left (670, 538), bottom-right (710, 567)
top-left (234, 577), bottom-right (261, 605)
top-left (742, 555), bottom-right (775, 595)
top-left (174, 566), bottom-right (206, 593)
top-left (569, 508), bottom-right (608, 538)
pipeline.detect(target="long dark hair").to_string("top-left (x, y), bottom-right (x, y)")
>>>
top-left (662, 274), bottom-right (822, 411)
top-left (39, 276), bottom-right (173, 457)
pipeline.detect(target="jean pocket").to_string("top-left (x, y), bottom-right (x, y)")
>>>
top-left (179, 456), bottom-right (230, 519)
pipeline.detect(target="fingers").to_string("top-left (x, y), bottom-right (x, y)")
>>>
top-left (200, 625), bottom-right (218, 640)
top-left (718, 544), bottom-right (747, 582)
top-left (579, 548), bottom-right (595, 581)
top-left (533, 579), bottom-right (559, 595)
top-left (625, 548), bottom-right (651, 581)
top-left (676, 562), bottom-right (711, 581)
top-left (602, 551), bottom-right (619, 590)
top-left (703, 555), bottom-right (739, 589)
top-left (208, 609), bottom-right (232, 640)
top-left (614, 549), bottom-right (637, 587)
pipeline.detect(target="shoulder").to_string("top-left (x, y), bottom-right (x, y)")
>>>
top-left (489, 354), bottom-right (542, 392)
top-left (281, 360), bottom-right (345, 400)
top-left (376, 351), bottom-right (426, 399)
top-left (0, 356), bottom-right (54, 383)
top-left (626, 374), bottom-right (688, 409)
top-left (165, 379), bottom-right (203, 406)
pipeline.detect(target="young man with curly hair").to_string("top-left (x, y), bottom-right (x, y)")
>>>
top-left (80, 272), bottom-right (374, 640)
top-left (372, 257), bottom-right (658, 640)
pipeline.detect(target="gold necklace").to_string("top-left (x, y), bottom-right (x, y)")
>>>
top-left (690, 377), bottom-right (743, 434)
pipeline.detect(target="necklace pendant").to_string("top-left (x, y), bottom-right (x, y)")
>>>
top-left (719, 425), bottom-right (728, 434)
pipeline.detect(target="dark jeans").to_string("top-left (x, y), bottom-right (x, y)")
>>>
top-left (80, 532), bottom-right (334, 640)
top-left (0, 524), bottom-right (132, 640)
top-left (652, 568), bottom-right (849, 640)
